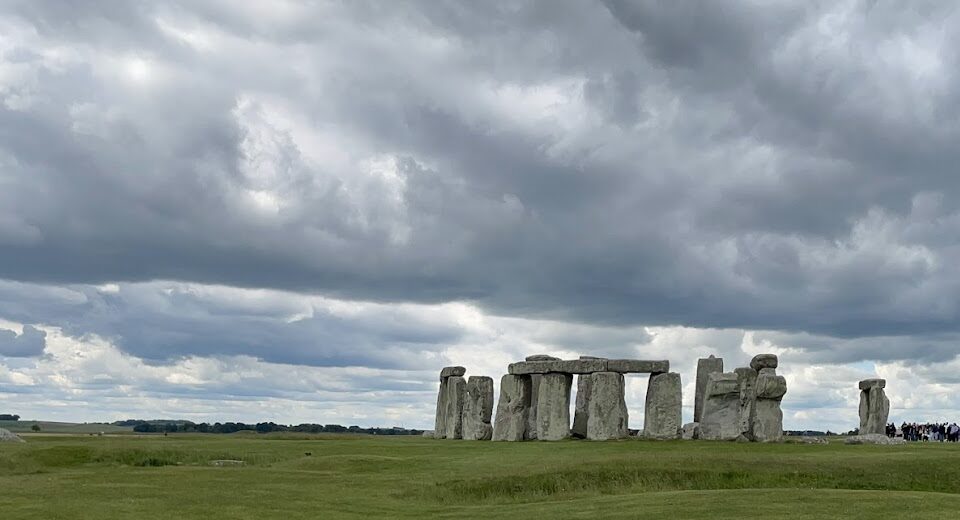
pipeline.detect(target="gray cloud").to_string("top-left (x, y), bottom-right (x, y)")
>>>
top-left (2, 0), bottom-right (960, 369)
top-left (0, 325), bottom-right (46, 357)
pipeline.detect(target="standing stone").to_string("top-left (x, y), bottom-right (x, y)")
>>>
top-left (443, 376), bottom-right (467, 439)
top-left (572, 356), bottom-right (605, 439)
top-left (462, 376), bottom-right (494, 440)
top-left (536, 372), bottom-right (573, 441)
top-left (734, 367), bottom-right (759, 441)
top-left (858, 378), bottom-right (889, 435)
top-left (493, 374), bottom-right (532, 441)
top-left (524, 355), bottom-right (559, 440)
top-left (434, 377), bottom-right (449, 439)
top-left (644, 372), bottom-right (682, 439)
top-left (586, 372), bottom-right (628, 440)
top-left (753, 368), bottom-right (787, 442)
top-left (700, 372), bottom-right (741, 440)
top-left (695, 356), bottom-right (724, 423)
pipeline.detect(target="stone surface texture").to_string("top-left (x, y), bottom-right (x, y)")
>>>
top-left (0, 428), bottom-right (24, 443)
top-left (859, 379), bottom-right (890, 435)
top-left (749, 354), bottom-right (778, 371)
top-left (525, 374), bottom-right (543, 440)
top-left (509, 359), bottom-right (609, 375)
top-left (752, 369), bottom-right (787, 442)
top-left (443, 376), bottom-right (467, 439)
top-left (859, 378), bottom-right (887, 390)
top-left (700, 372), bottom-right (741, 441)
top-left (536, 373), bottom-right (573, 441)
top-left (682, 422), bottom-right (700, 440)
top-left (845, 433), bottom-right (905, 445)
top-left (462, 376), bottom-right (494, 440)
top-left (734, 367), bottom-right (759, 440)
top-left (492, 374), bottom-right (532, 441)
top-left (644, 372), bottom-right (682, 439)
top-left (586, 372), bottom-right (628, 440)
top-left (606, 359), bottom-right (670, 374)
top-left (439, 366), bottom-right (467, 379)
top-left (694, 356), bottom-right (723, 422)
top-left (572, 374), bottom-right (593, 438)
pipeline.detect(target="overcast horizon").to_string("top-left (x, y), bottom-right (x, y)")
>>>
top-left (3, 1), bottom-right (960, 433)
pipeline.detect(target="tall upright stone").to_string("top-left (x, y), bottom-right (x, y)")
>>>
top-left (443, 376), bottom-right (467, 439)
top-left (536, 372), bottom-right (573, 441)
top-left (858, 378), bottom-right (889, 435)
top-left (586, 372), bottom-right (628, 440)
top-left (644, 372), bottom-right (682, 439)
top-left (700, 372), bottom-right (741, 440)
top-left (434, 378), bottom-right (449, 439)
top-left (524, 355), bottom-right (559, 440)
top-left (734, 367), bottom-right (758, 441)
top-left (433, 366), bottom-right (465, 439)
top-left (492, 374), bottom-right (532, 441)
top-left (462, 376), bottom-right (494, 440)
top-left (753, 367), bottom-right (787, 442)
top-left (695, 356), bottom-right (723, 423)
top-left (572, 356), bottom-right (605, 439)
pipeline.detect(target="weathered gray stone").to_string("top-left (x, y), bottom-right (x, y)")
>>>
top-left (586, 372), bottom-right (628, 440)
top-left (695, 356), bottom-right (724, 422)
top-left (433, 378), bottom-right (449, 439)
top-left (572, 374), bottom-right (593, 438)
top-left (845, 433), bottom-right (904, 445)
top-left (644, 372), bottom-right (682, 439)
top-left (755, 371), bottom-right (787, 400)
top-left (525, 354), bottom-right (560, 362)
top-left (859, 380), bottom-right (889, 435)
top-left (525, 374), bottom-right (543, 440)
top-left (734, 367), bottom-right (758, 439)
top-left (749, 354), bottom-right (778, 371)
top-left (606, 359), bottom-right (670, 374)
top-left (0, 428), bottom-right (24, 443)
top-left (421, 430), bottom-right (435, 438)
top-left (700, 372), bottom-right (741, 441)
top-left (492, 374), bottom-right (532, 441)
top-left (858, 378), bottom-right (886, 390)
top-left (752, 399), bottom-right (784, 442)
top-left (536, 373), bottom-right (573, 441)
top-left (439, 366), bottom-right (467, 379)
top-left (462, 376), bottom-right (495, 440)
top-left (509, 359), bottom-right (609, 375)
top-left (443, 376), bottom-right (467, 439)
top-left (682, 422), bottom-right (700, 440)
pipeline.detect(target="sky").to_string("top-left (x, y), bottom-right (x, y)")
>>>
top-left (1, 1), bottom-right (959, 432)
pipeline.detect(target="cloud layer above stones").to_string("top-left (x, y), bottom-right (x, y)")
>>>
top-left (3, 0), bottom-right (960, 361)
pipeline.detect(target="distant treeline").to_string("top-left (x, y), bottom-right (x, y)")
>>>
top-left (0, 414), bottom-right (20, 421)
top-left (113, 419), bottom-right (423, 435)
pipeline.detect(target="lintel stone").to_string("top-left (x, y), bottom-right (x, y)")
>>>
top-left (606, 359), bottom-right (670, 374)
top-left (439, 366), bottom-right (466, 379)
top-left (858, 378), bottom-right (886, 390)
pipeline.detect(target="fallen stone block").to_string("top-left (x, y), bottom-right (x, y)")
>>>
top-left (682, 422), bottom-right (700, 440)
top-left (845, 433), bottom-right (905, 445)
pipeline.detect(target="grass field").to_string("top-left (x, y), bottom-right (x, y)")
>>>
top-left (2, 433), bottom-right (960, 518)
top-left (0, 420), bottom-right (132, 434)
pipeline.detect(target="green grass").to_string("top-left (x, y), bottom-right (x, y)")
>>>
top-left (0, 420), bottom-right (132, 434)
top-left (2, 434), bottom-right (960, 518)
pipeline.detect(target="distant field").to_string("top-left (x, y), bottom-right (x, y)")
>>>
top-left (0, 420), bottom-right (132, 434)
top-left (2, 434), bottom-right (960, 519)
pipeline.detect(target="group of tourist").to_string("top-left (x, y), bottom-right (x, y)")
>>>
top-left (886, 422), bottom-right (960, 442)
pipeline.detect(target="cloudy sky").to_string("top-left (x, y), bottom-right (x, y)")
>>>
top-left (1, 1), bottom-right (959, 432)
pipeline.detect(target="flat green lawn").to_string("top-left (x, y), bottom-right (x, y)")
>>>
top-left (2, 434), bottom-right (960, 518)
top-left (0, 420), bottom-right (132, 434)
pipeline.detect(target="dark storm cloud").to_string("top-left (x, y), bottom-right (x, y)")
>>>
top-left (3, 0), bottom-right (960, 356)
top-left (0, 325), bottom-right (46, 357)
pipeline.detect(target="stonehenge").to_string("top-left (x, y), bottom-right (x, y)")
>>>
top-left (859, 378), bottom-right (889, 435)
top-left (433, 352), bottom-right (789, 443)
top-left (699, 354), bottom-right (787, 442)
